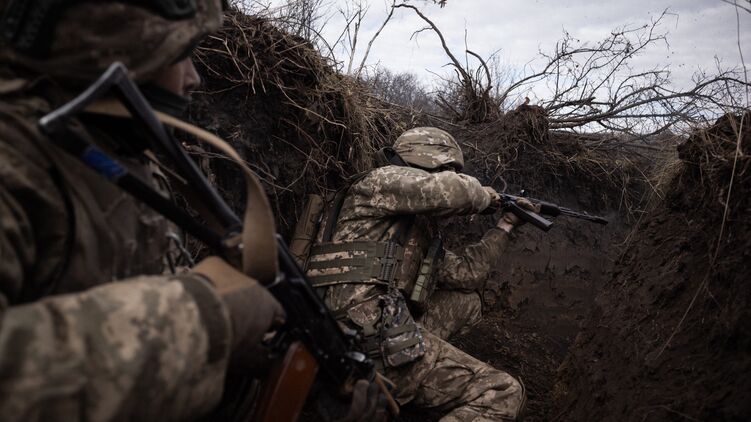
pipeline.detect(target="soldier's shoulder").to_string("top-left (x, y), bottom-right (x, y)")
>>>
top-left (0, 88), bottom-right (59, 167)
top-left (358, 165), bottom-right (429, 185)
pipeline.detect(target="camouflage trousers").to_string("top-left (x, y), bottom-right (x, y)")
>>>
top-left (387, 290), bottom-right (526, 421)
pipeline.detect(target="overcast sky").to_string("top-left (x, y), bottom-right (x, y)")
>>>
top-left (259, 0), bottom-right (749, 100)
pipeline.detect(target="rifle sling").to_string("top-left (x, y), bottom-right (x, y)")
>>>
top-left (84, 99), bottom-right (279, 284)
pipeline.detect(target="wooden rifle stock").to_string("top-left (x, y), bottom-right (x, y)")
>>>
top-left (254, 342), bottom-right (399, 421)
top-left (254, 341), bottom-right (319, 422)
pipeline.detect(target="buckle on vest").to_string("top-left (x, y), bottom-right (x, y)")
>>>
top-left (377, 242), bottom-right (403, 283)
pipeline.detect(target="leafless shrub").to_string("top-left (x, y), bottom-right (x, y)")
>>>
top-left (487, 11), bottom-right (748, 139)
top-left (362, 67), bottom-right (438, 113)
top-left (403, 7), bottom-right (749, 138)
top-left (396, 3), bottom-right (498, 123)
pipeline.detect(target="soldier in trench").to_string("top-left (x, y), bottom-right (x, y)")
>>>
top-left (306, 127), bottom-right (540, 421)
top-left (0, 1), bottom-right (384, 420)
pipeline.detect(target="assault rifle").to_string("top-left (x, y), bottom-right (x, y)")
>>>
top-left (374, 146), bottom-right (608, 232)
top-left (38, 63), bottom-right (397, 421)
top-left (499, 192), bottom-right (608, 231)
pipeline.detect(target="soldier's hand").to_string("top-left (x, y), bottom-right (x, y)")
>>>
top-left (192, 257), bottom-right (285, 370)
top-left (481, 187), bottom-right (502, 215)
top-left (341, 379), bottom-right (388, 422)
top-left (498, 198), bottom-right (541, 230)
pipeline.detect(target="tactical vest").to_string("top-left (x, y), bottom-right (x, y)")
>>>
top-left (300, 176), bottom-right (444, 310)
top-left (291, 157), bottom-right (446, 368)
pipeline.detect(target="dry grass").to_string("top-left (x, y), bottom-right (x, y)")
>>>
top-left (186, 11), bottom-right (690, 231)
top-left (188, 11), bottom-right (408, 233)
top-left (451, 105), bottom-right (652, 218)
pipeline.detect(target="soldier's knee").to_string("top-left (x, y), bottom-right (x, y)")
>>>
top-left (508, 376), bottom-right (527, 420)
top-left (464, 292), bottom-right (482, 328)
top-left (469, 292), bottom-right (482, 318)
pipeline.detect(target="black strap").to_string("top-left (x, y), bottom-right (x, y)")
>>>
top-left (320, 172), bottom-right (369, 242)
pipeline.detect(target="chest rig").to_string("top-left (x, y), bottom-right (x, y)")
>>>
top-left (295, 149), bottom-right (445, 369)
top-left (302, 149), bottom-right (444, 308)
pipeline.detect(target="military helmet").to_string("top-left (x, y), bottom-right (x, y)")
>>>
top-left (0, 0), bottom-right (224, 85)
top-left (393, 127), bottom-right (464, 171)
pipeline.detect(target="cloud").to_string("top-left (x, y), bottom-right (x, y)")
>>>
top-left (265, 0), bottom-right (751, 92)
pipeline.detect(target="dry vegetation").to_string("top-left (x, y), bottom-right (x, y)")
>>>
top-left (187, 2), bottom-right (749, 420)
top-left (189, 10), bottom-right (411, 233)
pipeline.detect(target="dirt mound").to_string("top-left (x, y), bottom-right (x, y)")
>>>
top-left (188, 11), bottom-right (405, 235)
top-left (554, 112), bottom-right (751, 421)
top-left (450, 105), bottom-right (648, 215)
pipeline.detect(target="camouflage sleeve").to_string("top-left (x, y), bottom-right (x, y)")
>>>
top-left (436, 227), bottom-right (510, 291)
top-left (0, 141), bottom-right (231, 420)
top-left (353, 166), bottom-right (494, 217)
top-left (0, 274), bottom-right (232, 421)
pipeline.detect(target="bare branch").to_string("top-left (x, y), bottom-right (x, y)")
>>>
top-left (485, 10), bottom-right (749, 135)
top-left (720, 0), bottom-right (751, 14)
top-left (395, 3), bottom-right (498, 122)
top-left (395, 4), bottom-right (470, 81)
top-left (466, 49), bottom-right (492, 94)
top-left (355, 1), bottom-right (397, 77)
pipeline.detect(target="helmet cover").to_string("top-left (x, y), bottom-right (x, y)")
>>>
top-left (0, 0), bottom-right (223, 85)
top-left (393, 127), bottom-right (464, 171)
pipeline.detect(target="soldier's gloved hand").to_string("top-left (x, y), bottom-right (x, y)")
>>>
top-left (481, 187), bottom-right (502, 215)
top-left (497, 198), bottom-right (541, 231)
top-left (342, 379), bottom-right (389, 422)
top-left (192, 257), bottom-right (285, 370)
top-left (317, 379), bottom-right (388, 422)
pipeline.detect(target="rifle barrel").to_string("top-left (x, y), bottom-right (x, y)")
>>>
top-left (559, 207), bottom-right (609, 225)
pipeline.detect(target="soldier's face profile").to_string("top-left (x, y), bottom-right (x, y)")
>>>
top-left (152, 57), bottom-right (202, 97)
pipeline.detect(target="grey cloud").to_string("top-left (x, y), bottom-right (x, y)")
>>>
top-left (269, 0), bottom-right (750, 94)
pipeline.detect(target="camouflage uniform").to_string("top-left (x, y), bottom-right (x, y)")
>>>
top-left (0, 78), bottom-right (232, 421)
top-left (318, 164), bottom-right (525, 421)
top-left (0, 1), bottom-right (235, 420)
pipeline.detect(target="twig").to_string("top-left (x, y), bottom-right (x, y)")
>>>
top-left (355, 1), bottom-right (396, 78)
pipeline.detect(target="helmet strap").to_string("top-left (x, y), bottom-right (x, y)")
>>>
top-left (375, 147), bottom-right (410, 168)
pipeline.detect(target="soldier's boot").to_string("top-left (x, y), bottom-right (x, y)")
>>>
top-left (418, 290), bottom-right (482, 340)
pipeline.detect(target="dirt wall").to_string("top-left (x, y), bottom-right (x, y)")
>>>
top-left (403, 116), bottom-right (647, 420)
top-left (553, 113), bottom-right (751, 421)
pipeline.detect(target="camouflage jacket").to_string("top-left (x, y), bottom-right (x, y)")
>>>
top-left (0, 78), bottom-right (231, 421)
top-left (322, 165), bottom-right (510, 327)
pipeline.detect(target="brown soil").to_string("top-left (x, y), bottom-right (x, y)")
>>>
top-left (188, 10), bottom-right (751, 422)
top-left (416, 116), bottom-right (643, 420)
top-left (188, 11), bottom-right (404, 236)
top-left (554, 113), bottom-right (751, 421)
